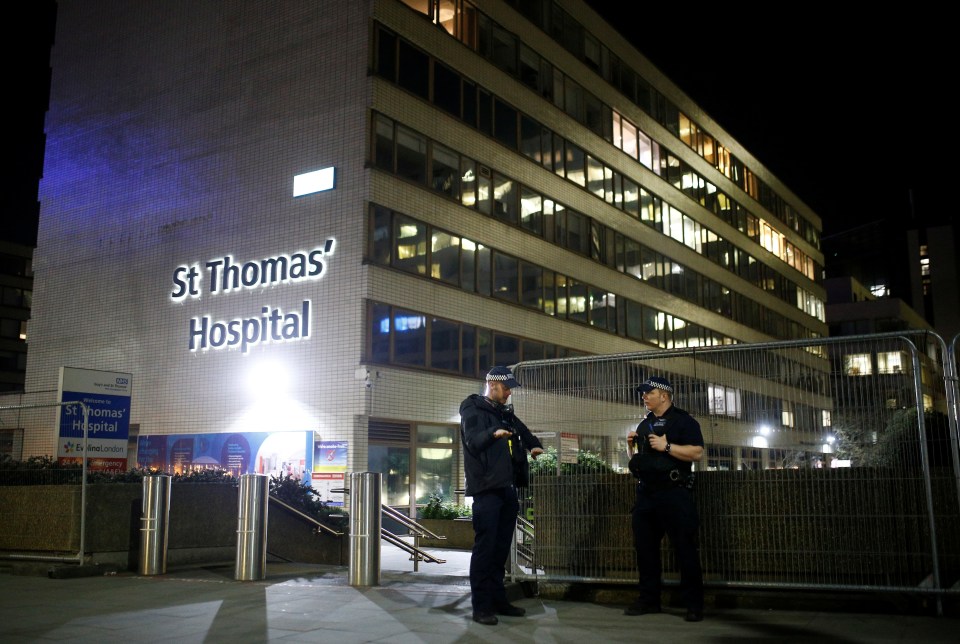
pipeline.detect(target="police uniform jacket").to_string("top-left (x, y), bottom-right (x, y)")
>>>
top-left (629, 404), bottom-right (704, 485)
top-left (459, 394), bottom-right (543, 496)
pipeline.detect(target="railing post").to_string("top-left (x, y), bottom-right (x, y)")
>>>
top-left (348, 471), bottom-right (381, 586)
top-left (138, 474), bottom-right (171, 575)
top-left (235, 473), bottom-right (270, 581)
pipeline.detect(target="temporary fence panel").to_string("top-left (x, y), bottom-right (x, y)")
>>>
top-left (511, 331), bottom-right (960, 601)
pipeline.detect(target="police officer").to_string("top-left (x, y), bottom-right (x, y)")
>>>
top-left (625, 376), bottom-right (704, 622)
top-left (459, 366), bottom-right (544, 626)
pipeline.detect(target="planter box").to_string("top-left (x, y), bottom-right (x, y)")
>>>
top-left (0, 483), bottom-right (347, 568)
top-left (417, 518), bottom-right (474, 550)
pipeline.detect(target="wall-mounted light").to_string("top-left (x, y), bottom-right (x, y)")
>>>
top-left (293, 167), bottom-right (335, 197)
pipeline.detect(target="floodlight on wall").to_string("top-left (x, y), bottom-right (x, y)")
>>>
top-left (293, 167), bottom-right (335, 197)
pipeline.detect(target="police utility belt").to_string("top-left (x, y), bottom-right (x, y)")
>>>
top-left (637, 468), bottom-right (692, 493)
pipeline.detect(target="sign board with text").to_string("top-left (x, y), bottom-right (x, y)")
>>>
top-left (57, 366), bottom-right (133, 472)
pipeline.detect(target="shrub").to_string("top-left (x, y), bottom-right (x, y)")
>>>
top-left (528, 446), bottom-right (614, 476)
top-left (419, 491), bottom-right (471, 519)
top-left (269, 473), bottom-right (348, 530)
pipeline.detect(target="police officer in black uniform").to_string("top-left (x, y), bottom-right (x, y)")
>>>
top-left (625, 376), bottom-right (705, 622)
top-left (460, 366), bottom-right (544, 626)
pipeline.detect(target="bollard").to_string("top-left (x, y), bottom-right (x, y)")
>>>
top-left (348, 471), bottom-right (382, 586)
top-left (235, 473), bottom-right (270, 581)
top-left (138, 474), bottom-right (172, 575)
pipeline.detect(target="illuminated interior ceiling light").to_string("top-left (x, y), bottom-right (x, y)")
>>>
top-left (759, 425), bottom-right (771, 436)
top-left (293, 167), bottom-right (335, 197)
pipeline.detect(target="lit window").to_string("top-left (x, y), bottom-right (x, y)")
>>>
top-left (708, 384), bottom-right (741, 418)
top-left (877, 351), bottom-right (904, 374)
top-left (844, 354), bottom-right (872, 376)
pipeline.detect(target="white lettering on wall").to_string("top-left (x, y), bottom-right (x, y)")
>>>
top-left (170, 239), bottom-right (335, 353)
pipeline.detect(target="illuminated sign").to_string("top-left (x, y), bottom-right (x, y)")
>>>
top-left (293, 167), bottom-right (335, 197)
top-left (171, 239), bottom-right (336, 353)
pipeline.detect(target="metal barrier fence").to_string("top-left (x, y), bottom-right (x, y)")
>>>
top-left (510, 330), bottom-right (960, 607)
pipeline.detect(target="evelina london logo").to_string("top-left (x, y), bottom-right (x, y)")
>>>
top-left (62, 441), bottom-right (76, 454)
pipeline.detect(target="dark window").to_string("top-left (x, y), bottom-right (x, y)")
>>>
top-left (461, 325), bottom-right (477, 375)
top-left (373, 114), bottom-right (394, 172)
top-left (396, 125), bottom-right (427, 184)
top-left (430, 317), bottom-right (459, 372)
top-left (519, 114), bottom-right (541, 163)
top-left (625, 300), bottom-right (642, 340)
top-left (520, 262), bottom-right (543, 310)
top-left (398, 40), bottom-right (429, 99)
top-left (493, 252), bottom-right (519, 302)
top-left (375, 28), bottom-right (397, 80)
top-left (370, 205), bottom-right (392, 265)
top-left (493, 98), bottom-right (517, 149)
top-left (462, 80), bottom-right (477, 128)
top-left (490, 23), bottom-right (517, 74)
top-left (478, 89), bottom-right (493, 136)
top-left (493, 333), bottom-right (520, 367)
top-left (433, 61), bottom-right (460, 118)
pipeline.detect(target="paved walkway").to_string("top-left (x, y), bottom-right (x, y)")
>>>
top-left (1, 545), bottom-right (957, 643)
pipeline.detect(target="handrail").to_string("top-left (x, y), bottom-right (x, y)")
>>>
top-left (514, 515), bottom-right (536, 571)
top-left (381, 504), bottom-right (447, 541)
top-left (334, 486), bottom-right (449, 568)
top-left (381, 530), bottom-right (446, 564)
top-left (268, 495), bottom-right (343, 537)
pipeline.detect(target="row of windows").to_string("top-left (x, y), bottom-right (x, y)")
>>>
top-left (613, 112), bottom-right (819, 283)
top-left (366, 300), bottom-right (587, 378)
top-left (372, 113), bottom-right (822, 340)
top-left (368, 299), bottom-right (830, 433)
top-left (370, 203), bottom-right (839, 393)
top-left (496, 0), bottom-right (820, 248)
top-left (373, 26), bottom-right (824, 324)
top-left (398, 0), bottom-right (821, 251)
top-left (0, 287), bottom-right (32, 309)
top-left (369, 205), bottom-right (746, 348)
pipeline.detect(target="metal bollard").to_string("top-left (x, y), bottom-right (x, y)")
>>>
top-left (138, 474), bottom-right (172, 575)
top-left (235, 473), bottom-right (270, 581)
top-left (348, 471), bottom-right (382, 587)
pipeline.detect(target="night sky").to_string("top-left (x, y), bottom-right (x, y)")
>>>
top-left (585, 1), bottom-right (950, 238)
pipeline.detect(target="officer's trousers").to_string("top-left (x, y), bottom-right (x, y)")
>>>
top-left (469, 486), bottom-right (519, 613)
top-left (631, 484), bottom-right (703, 612)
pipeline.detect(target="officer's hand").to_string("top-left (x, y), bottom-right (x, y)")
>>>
top-left (493, 429), bottom-right (512, 439)
top-left (530, 447), bottom-right (544, 459)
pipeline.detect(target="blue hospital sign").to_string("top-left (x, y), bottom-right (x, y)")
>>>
top-left (57, 366), bottom-right (133, 472)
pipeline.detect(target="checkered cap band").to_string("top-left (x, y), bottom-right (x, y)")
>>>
top-left (639, 378), bottom-right (673, 393)
top-left (486, 373), bottom-right (513, 381)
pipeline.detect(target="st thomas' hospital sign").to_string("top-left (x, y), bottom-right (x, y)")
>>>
top-left (170, 239), bottom-right (336, 353)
